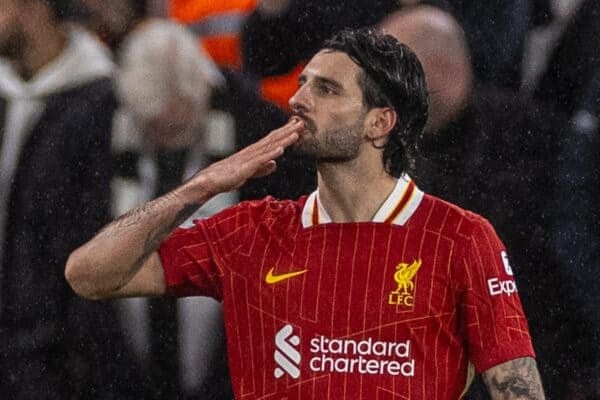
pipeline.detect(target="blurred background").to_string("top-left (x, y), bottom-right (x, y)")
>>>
top-left (0, 0), bottom-right (599, 398)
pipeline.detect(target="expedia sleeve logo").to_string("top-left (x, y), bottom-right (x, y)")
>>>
top-left (487, 277), bottom-right (518, 296)
top-left (388, 259), bottom-right (422, 307)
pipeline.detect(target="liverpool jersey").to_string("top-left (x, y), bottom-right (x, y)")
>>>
top-left (159, 176), bottom-right (535, 399)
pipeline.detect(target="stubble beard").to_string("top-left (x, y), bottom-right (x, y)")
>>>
top-left (291, 117), bottom-right (365, 163)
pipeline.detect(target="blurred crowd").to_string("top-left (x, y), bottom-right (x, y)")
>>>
top-left (0, 0), bottom-right (598, 399)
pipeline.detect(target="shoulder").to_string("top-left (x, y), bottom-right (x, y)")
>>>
top-left (201, 195), bottom-right (308, 226)
top-left (412, 192), bottom-right (496, 239)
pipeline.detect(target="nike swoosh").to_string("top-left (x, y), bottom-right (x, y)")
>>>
top-left (265, 267), bottom-right (308, 284)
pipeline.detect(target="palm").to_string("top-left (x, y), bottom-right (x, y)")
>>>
top-left (197, 119), bottom-right (303, 194)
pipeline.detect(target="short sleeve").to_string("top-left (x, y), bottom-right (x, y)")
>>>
top-left (158, 224), bottom-right (220, 299)
top-left (458, 218), bottom-right (535, 373)
top-left (158, 203), bottom-right (251, 300)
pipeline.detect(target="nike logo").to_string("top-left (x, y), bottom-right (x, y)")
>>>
top-left (265, 267), bottom-right (308, 284)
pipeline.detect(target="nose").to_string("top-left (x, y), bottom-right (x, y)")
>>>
top-left (289, 83), bottom-right (311, 114)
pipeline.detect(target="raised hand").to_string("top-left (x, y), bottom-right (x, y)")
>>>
top-left (190, 117), bottom-right (304, 196)
top-left (65, 117), bottom-right (304, 299)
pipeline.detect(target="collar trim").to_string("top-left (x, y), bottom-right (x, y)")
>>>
top-left (301, 174), bottom-right (424, 228)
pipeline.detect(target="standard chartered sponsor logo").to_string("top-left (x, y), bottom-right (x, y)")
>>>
top-left (274, 324), bottom-right (301, 378)
top-left (274, 325), bottom-right (415, 379)
top-left (309, 336), bottom-right (415, 376)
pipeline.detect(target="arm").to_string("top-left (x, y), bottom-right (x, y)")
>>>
top-left (65, 118), bottom-right (304, 300)
top-left (482, 357), bottom-right (545, 399)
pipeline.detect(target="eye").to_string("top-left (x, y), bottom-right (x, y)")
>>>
top-left (316, 84), bottom-right (336, 95)
top-left (297, 77), bottom-right (307, 88)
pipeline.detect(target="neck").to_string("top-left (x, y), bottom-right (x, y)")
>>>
top-left (15, 24), bottom-right (67, 80)
top-left (316, 160), bottom-right (398, 223)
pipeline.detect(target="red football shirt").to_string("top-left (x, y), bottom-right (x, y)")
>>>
top-left (159, 176), bottom-right (535, 399)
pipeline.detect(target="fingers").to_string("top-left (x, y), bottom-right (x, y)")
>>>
top-left (218, 118), bottom-right (302, 179)
top-left (253, 160), bottom-right (278, 178)
top-left (193, 119), bottom-right (302, 193)
top-left (257, 118), bottom-right (304, 147)
top-left (236, 118), bottom-right (303, 164)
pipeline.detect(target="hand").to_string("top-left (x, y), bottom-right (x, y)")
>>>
top-left (190, 117), bottom-right (304, 195)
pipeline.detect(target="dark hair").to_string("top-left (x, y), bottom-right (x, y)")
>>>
top-left (323, 28), bottom-right (428, 177)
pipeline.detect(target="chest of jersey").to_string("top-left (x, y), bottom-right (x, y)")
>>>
top-left (220, 221), bottom-right (468, 400)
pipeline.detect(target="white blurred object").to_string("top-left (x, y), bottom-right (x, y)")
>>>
top-left (552, 0), bottom-right (584, 21)
top-left (178, 297), bottom-right (226, 393)
top-left (115, 18), bottom-right (224, 150)
top-left (203, 110), bottom-right (236, 157)
top-left (521, 0), bottom-right (586, 92)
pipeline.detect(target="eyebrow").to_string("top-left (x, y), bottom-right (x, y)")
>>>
top-left (299, 74), bottom-right (345, 92)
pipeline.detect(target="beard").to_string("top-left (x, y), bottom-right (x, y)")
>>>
top-left (291, 115), bottom-right (366, 163)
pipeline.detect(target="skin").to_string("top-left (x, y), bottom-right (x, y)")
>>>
top-left (379, 6), bottom-right (473, 135)
top-left (290, 51), bottom-right (369, 162)
top-left (65, 117), bottom-right (303, 299)
top-left (482, 357), bottom-right (545, 400)
top-left (257, 0), bottom-right (292, 16)
top-left (289, 50), bottom-right (399, 223)
top-left (0, 0), bottom-right (22, 58)
top-left (78, 0), bottom-right (139, 49)
top-left (0, 0), bottom-right (67, 79)
top-left (65, 50), bottom-right (545, 399)
top-left (65, 50), bottom-right (399, 300)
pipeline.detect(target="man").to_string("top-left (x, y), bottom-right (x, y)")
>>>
top-left (66, 28), bottom-right (545, 399)
top-left (0, 0), bottom-right (141, 397)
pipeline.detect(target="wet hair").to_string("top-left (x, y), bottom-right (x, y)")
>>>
top-left (322, 28), bottom-right (429, 177)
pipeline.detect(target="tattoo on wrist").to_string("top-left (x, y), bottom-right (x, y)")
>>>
top-left (483, 357), bottom-right (545, 399)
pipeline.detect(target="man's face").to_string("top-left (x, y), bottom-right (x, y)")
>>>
top-left (0, 0), bottom-right (25, 58)
top-left (289, 50), bottom-right (369, 162)
top-left (79, 0), bottom-right (137, 45)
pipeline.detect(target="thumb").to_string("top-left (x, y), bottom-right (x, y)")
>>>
top-left (252, 160), bottom-right (278, 178)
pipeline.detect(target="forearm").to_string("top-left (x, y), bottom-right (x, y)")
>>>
top-left (65, 179), bottom-right (211, 299)
top-left (482, 357), bottom-right (545, 399)
top-left (66, 117), bottom-right (302, 299)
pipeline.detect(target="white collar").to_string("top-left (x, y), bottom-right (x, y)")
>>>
top-left (301, 174), bottom-right (424, 228)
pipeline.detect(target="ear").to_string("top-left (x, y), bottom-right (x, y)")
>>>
top-left (365, 107), bottom-right (397, 142)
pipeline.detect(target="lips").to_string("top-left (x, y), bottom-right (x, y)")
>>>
top-left (292, 114), bottom-right (316, 133)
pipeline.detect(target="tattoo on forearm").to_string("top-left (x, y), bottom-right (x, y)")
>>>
top-left (482, 357), bottom-right (545, 399)
top-left (97, 196), bottom-right (199, 290)
top-left (131, 202), bottom-right (199, 268)
top-left (111, 202), bottom-right (153, 230)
